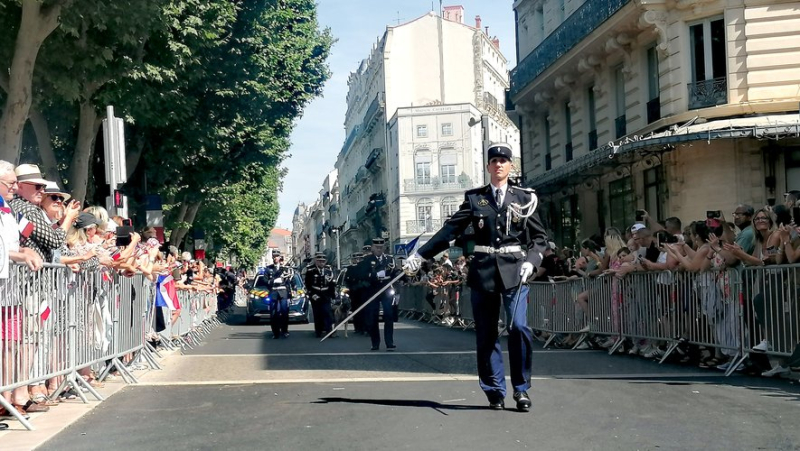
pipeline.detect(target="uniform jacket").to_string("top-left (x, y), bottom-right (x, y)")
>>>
top-left (264, 264), bottom-right (294, 299)
top-left (304, 265), bottom-right (336, 299)
top-left (417, 183), bottom-right (548, 292)
top-left (357, 253), bottom-right (397, 297)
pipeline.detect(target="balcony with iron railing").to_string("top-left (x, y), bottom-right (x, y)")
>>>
top-left (362, 92), bottom-right (385, 132)
top-left (565, 142), bottom-right (573, 162)
top-left (406, 219), bottom-right (443, 234)
top-left (403, 175), bottom-right (473, 193)
top-left (510, 0), bottom-right (632, 98)
top-left (688, 77), bottom-right (727, 110)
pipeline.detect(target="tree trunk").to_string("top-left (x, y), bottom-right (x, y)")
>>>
top-left (0, 0), bottom-right (70, 163)
top-left (67, 101), bottom-right (99, 202)
top-left (28, 107), bottom-right (61, 183)
top-left (171, 201), bottom-right (201, 249)
top-left (168, 198), bottom-right (189, 246)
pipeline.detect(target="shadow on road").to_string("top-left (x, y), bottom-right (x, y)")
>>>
top-left (313, 397), bottom-right (487, 415)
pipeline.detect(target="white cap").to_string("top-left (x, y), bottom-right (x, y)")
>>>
top-left (105, 220), bottom-right (117, 233)
top-left (631, 223), bottom-right (646, 232)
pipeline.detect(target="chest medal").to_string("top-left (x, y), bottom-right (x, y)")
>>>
top-left (478, 218), bottom-right (484, 229)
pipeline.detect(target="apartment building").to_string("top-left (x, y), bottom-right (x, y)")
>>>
top-left (509, 0), bottom-right (800, 247)
top-left (334, 6), bottom-right (520, 259)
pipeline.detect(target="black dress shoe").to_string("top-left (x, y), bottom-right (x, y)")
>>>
top-left (488, 399), bottom-right (504, 410)
top-left (513, 391), bottom-right (531, 412)
top-left (272, 335), bottom-right (280, 340)
top-left (386, 344), bottom-right (396, 351)
top-left (0, 422), bottom-right (8, 430)
top-left (370, 345), bottom-right (379, 351)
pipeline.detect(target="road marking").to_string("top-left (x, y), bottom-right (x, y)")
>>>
top-left (181, 350), bottom-right (590, 357)
top-left (137, 373), bottom-right (716, 387)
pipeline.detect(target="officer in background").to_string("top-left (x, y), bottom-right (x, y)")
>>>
top-left (265, 251), bottom-right (294, 339)
top-left (404, 142), bottom-right (548, 412)
top-left (305, 252), bottom-right (336, 338)
top-left (360, 237), bottom-right (398, 351)
top-left (345, 252), bottom-right (367, 334)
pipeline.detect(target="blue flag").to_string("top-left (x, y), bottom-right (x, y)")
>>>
top-left (404, 234), bottom-right (422, 256)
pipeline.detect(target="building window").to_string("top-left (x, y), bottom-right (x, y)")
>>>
top-left (417, 125), bottom-right (428, 138)
top-left (786, 148), bottom-right (800, 192)
top-left (544, 118), bottom-right (552, 171)
top-left (441, 196), bottom-right (459, 219)
top-left (441, 123), bottom-right (453, 136)
top-left (644, 166), bottom-right (666, 221)
top-left (689, 17), bottom-right (727, 109)
top-left (587, 86), bottom-right (597, 151)
top-left (417, 198), bottom-right (434, 232)
top-left (646, 46), bottom-right (661, 123)
top-left (564, 102), bottom-right (572, 162)
top-left (416, 161), bottom-right (431, 185)
top-left (558, 194), bottom-right (579, 250)
top-left (441, 164), bottom-right (456, 184)
top-left (614, 64), bottom-right (626, 138)
top-left (608, 177), bottom-right (634, 232)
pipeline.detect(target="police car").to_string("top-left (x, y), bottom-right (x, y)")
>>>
top-left (246, 268), bottom-right (309, 324)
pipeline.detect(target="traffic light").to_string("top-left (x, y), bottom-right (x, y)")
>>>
top-left (113, 189), bottom-right (124, 208)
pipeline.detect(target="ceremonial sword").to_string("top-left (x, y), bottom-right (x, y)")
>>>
top-left (320, 271), bottom-right (406, 342)
top-left (500, 277), bottom-right (526, 336)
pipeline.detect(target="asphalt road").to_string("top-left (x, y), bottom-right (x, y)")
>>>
top-left (39, 314), bottom-right (800, 451)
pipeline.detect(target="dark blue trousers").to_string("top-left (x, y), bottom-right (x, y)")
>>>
top-left (470, 285), bottom-right (532, 399)
top-left (366, 293), bottom-right (394, 348)
top-left (270, 295), bottom-right (289, 337)
top-left (311, 298), bottom-right (333, 336)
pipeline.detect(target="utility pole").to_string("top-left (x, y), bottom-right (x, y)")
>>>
top-left (332, 227), bottom-right (341, 270)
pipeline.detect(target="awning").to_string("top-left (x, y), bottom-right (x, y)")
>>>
top-left (529, 114), bottom-right (800, 194)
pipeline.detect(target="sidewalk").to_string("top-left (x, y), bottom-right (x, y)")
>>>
top-left (0, 349), bottom-right (181, 451)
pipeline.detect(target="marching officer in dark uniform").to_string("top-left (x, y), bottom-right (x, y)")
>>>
top-left (346, 252), bottom-right (367, 334)
top-left (265, 251), bottom-right (294, 339)
top-left (360, 237), bottom-right (398, 351)
top-left (305, 252), bottom-right (336, 338)
top-left (404, 142), bottom-right (548, 412)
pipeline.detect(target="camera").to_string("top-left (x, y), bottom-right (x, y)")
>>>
top-left (706, 210), bottom-right (721, 219)
top-left (635, 210), bottom-right (645, 221)
top-left (793, 207), bottom-right (800, 225)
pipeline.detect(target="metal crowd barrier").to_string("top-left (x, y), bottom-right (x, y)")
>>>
top-left (396, 265), bottom-right (800, 377)
top-left (0, 263), bottom-right (222, 430)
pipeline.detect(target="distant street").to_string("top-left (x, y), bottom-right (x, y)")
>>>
top-left (41, 312), bottom-right (800, 451)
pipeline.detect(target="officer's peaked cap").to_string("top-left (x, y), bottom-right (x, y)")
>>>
top-left (372, 237), bottom-right (385, 245)
top-left (487, 142), bottom-right (513, 161)
top-left (314, 252), bottom-right (326, 259)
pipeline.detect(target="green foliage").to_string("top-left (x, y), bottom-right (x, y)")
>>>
top-left (0, 0), bottom-right (331, 266)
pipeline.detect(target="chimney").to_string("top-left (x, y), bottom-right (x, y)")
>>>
top-left (485, 26), bottom-right (489, 35)
top-left (475, 15), bottom-right (482, 30)
top-left (492, 37), bottom-right (500, 49)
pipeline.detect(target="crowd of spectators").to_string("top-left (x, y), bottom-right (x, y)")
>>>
top-left (396, 194), bottom-right (800, 379)
top-left (0, 161), bottom-right (228, 428)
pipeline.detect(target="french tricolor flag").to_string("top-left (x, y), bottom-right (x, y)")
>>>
top-left (0, 197), bottom-right (10, 214)
top-left (40, 300), bottom-right (51, 321)
top-left (17, 214), bottom-right (34, 239)
top-left (155, 274), bottom-right (180, 310)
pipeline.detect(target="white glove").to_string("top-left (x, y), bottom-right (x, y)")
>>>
top-left (520, 262), bottom-right (534, 283)
top-left (403, 253), bottom-right (423, 275)
top-left (376, 270), bottom-right (386, 278)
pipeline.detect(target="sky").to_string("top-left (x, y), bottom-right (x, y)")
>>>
top-left (275, 0), bottom-right (518, 229)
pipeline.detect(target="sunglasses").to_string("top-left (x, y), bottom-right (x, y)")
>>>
top-left (23, 183), bottom-right (47, 191)
top-left (48, 194), bottom-right (65, 202)
top-left (754, 216), bottom-right (770, 222)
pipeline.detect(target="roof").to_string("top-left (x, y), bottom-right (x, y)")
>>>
top-left (270, 228), bottom-right (291, 236)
